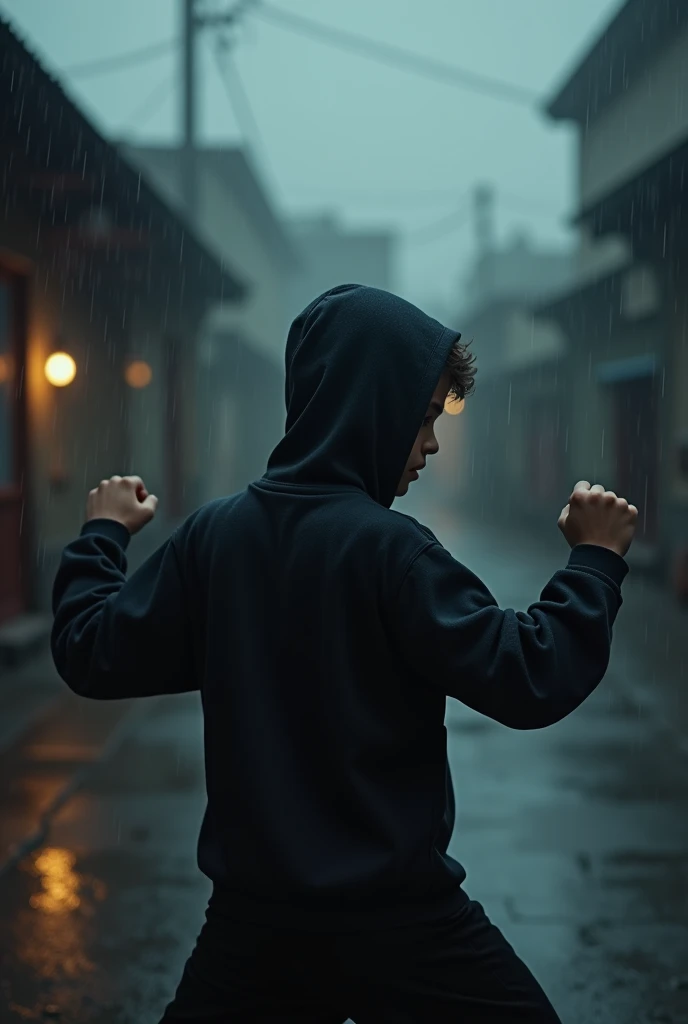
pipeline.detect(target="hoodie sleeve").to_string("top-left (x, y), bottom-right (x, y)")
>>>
top-left (394, 541), bottom-right (628, 730)
top-left (51, 518), bottom-right (197, 699)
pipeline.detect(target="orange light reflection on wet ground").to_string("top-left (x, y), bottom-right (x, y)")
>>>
top-left (10, 847), bottom-right (108, 984)
top-left (30, 848), bottom-right (81, 913)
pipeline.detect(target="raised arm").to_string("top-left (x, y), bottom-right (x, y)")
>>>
top-left (393, 481), bottom-right (637, 730)
top-left (394, 540), bottom-right (627, 729)
top-left (51, 476), bottom-right (197, 699)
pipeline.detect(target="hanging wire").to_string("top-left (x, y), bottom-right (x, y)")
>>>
top-left (253, 3), bottom-right (539, 108)
top-left (64, 37), bottom-right (179, 78)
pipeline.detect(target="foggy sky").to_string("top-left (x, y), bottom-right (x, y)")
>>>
top-left (1, 0), bottom-right (621, 314)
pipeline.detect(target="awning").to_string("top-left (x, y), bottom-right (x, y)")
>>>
top-left (533, 260), bottom-right (632, 320)
top-left (0, 15), bottom-right (248, 305)
top-left (574, 136), bottom-right (688, 240)
top-left (545, 0), bottom-right (688, 124)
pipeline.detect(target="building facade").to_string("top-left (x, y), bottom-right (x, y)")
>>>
top-left (287, 213), bottom-right (396, 322)
top-left (121, 144), bottom-right (298, 501)
top-left (538, 0), bottom-right (688, 576)
top-left (0, 18), bottom-right (245, 635)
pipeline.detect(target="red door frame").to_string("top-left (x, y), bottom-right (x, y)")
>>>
top-left (0, 263), bottom-right (30, 624)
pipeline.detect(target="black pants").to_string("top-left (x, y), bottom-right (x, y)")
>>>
top-left (158, 895), bottom-right (563, 1023)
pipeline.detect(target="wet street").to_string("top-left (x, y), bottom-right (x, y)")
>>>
top-left (1, 503), bottom-right (688, 1023)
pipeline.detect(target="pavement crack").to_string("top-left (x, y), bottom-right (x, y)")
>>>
top-left (0, 700), bottom-right (153, 879)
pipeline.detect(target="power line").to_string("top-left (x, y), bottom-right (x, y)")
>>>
top-left (120, 74), bottom-right (177, 133)
top-left (280, 185), bottom-right (563, 215)
top-left (253, 4), bottom-right (539, 108)
top-left (500, 190), bottom-right (564, 216)
top-left (404, 190), bottom-right (574, 247)
top-left (210, 33), bottom-right (281, 189)
top-left (64, 37), bottom-right (179, 78)
top-left (284, 186), bottom-right (466, 201)
top-left (197, 0), bottom-right (260, 29)
top-left (212, 40), bottom-right (261, 151)
top-left (406, 204), bottom-right (472, 244)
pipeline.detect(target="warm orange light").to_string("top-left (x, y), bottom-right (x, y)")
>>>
top-left (45, 351), bottom-right (76, 387)
top-left (0, 354), bottom-right (10, 383)
top-left (125, 360), bottom-right (153, 389)
top-left (30, 847), bottom-right (81, 913)
top-left (445, 396), bottom-right (465, 416)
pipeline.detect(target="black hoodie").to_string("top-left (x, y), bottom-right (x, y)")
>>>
top-left (52, 284), bottom-right (628, 929)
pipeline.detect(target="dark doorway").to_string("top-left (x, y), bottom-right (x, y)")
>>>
top-left (610, 373), bottom-right (660, 544)
top-left (164, 334), bottom-right (184, 519)
top-left (0, 266), bottom-right (28, 624)
top-left (529, 396), bottom-right (565, 504)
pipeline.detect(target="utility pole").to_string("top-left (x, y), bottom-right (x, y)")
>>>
top-left (473, 183), bottom-right (495, 302)
top-left (473, 183), bottom-right (495, 257)
top-left (182, 0), bottom-right (198, 223)
top-left (181, 0), bottom-right (257, 223)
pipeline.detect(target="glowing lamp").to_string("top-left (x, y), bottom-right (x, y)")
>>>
top-left (125, 360), bottom-right (153, 389)
top-left (444, 396), bottom-right (465, 416)
top-left (45, 352), bottom-right (77, 387)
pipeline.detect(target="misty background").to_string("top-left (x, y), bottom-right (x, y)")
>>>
top-left (3, 3), bottom-right (688, 1022)
top-left (1, 0), bottom-right (619, 312)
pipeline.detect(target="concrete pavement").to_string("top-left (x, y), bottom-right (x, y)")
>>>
top-left (0, 500), bottom-right (687, 1022)
top-left (411, 496), bottom-right (688, 1023)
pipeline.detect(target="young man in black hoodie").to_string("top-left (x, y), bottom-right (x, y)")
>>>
top-left (52, 284), bottom-right (637, 1023)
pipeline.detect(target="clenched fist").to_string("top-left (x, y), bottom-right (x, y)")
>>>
top-left (558, 480), bottom-right (638, 558)
top-left (86, 475), bottom-right (158, 535)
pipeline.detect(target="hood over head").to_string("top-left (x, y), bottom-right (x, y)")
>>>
top-left (265, 284), bottom-right (462, 508)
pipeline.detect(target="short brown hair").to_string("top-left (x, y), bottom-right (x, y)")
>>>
top-left (446, 336), bottom-right (477, 402)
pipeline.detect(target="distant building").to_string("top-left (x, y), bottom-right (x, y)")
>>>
top-left (121, 144), bottom-right (300, 498)
top-left (444, 188), bottom-right (575, 528)
top-left (120, 145), bottom-right (297, 370)
top-left (460, 227), bottom-right (575, 378)
top-left (287, 213), bottom-right (396, 319)
top-left (463, 229), bottom-right (575, 320)
top-left (0, 17), bottom-right (244, 644)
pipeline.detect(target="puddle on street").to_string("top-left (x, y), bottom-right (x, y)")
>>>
top-left (1, 846), bottom-right (110, 1020)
